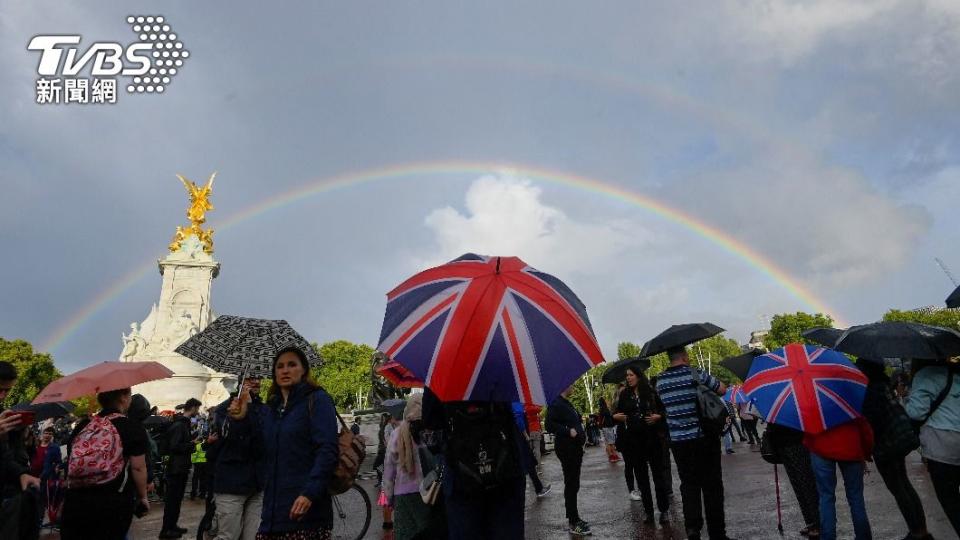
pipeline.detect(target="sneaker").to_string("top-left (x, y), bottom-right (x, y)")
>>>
top-left (536, 484), bottom-right (552, 497)
top-left (569, 521), bottom-right (592, 536)
top-left (158, 531), bottom-right (183, 539)
top-left (725, 449), bottom-right (735, 454)
top-left (642, 516), bottom-right (654, 525)
top-left (629, 490), bottom-right (642, 501)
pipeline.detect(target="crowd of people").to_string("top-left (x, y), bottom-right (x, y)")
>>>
top-left (0, 336), bottom-right (957, 539)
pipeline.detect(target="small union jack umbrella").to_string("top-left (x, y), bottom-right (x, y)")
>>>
top-left (376, 360), bottom-right (424, 388)
top-left (742, 343), bottom-right (868, 434)
top-left (723, 385), bottom-right (749, 404)
top-left (376, 254), bottom-right (605, 404)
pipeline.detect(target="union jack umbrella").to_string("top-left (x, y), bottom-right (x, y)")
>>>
top-left (741, 343), bottom-right (868, 434)
top-left (376, 254), bottom-right (605, 404)
top-left (376, 360), bottom-right (424, 388)
top-left (723, 385), bottom-right (749, 404)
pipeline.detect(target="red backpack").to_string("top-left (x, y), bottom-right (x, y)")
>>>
top-left (68, 413), bottom-right (127, 489)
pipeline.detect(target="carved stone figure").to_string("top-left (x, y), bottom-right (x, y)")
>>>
top-left (121, 322), bottom-right (146, 359)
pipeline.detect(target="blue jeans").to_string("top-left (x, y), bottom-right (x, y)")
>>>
top-left (810, 454), bottom-right (871, 540)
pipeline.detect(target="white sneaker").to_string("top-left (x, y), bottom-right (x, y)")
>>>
top-left (629, 490), bottom-right (642, 501)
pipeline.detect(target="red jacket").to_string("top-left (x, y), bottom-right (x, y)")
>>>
top-left (803, 417), bottom-right (874, 462)
top-left (525, 405), bottom-right (542, 433)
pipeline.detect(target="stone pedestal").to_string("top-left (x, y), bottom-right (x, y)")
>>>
top-left (120, 235), bottom-right (234, 411)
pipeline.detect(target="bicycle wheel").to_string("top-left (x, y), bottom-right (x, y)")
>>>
top-left (330, 484), bottom-right (371, 540)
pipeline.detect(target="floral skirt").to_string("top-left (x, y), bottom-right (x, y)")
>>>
top-left (255, 529), bottom-right (331, 540)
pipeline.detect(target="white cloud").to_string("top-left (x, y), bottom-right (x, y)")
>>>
top-left (672, 152), bottom-right (931, 288)
top-left (418, 175), bottom-right (644, 277)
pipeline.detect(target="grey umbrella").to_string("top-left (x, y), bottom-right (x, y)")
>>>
top-left (175, 315), bottom-right (321, 378)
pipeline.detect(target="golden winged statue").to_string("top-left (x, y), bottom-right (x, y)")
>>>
top-left (169, 172), bottom-right (217, 253)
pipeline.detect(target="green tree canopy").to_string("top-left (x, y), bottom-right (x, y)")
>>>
top-left (0, 338), bottom-right (61, 405)
top-left (311, 340), bottom-right (375, 411)
top-left (764, 312), bottom-right (835, 350)
top-left (883, 308), bottom-right (960, 329)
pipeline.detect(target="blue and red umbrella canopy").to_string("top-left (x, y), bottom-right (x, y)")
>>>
top-left (376, 253), bottom-right (605, 405)
top-left (724, 385), bottom-right (749, 404)
top-left (741, 344), bottom-right (868, 434)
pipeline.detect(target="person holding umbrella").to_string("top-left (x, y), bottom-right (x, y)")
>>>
top-left (60, 388), bottom-right (151, 540)
top-left (655, 346), bottom-right (729, 540)
top-left (229, 346), bottom-right (339, 540)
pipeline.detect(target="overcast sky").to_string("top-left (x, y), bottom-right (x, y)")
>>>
top-left (2, 1), bottom-right (958, 373)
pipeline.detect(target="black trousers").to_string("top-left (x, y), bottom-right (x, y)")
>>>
top-left (741, 419), bottom-right (760, 444)
top-left (625, 437), bottom-right (671, 515)
top-left (162, 473), bottom-right (189, 531)
top-left (191, 462), bottom-right (208, 497)
top-left (927, 459), bottom-right (960, 536)
top-left (779, 444), bottom-right (820, 528)
top-left (876, 457), bottom-right (926, 533)
top-left (60, 490), bottom-right (133, 540)
top-left (672, 436), bottom-right (726, 538)
top-left (555, 440), bottom-right (584, 525)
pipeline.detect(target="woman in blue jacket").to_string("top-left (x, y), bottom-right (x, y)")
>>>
top-left (231, 346), bottom-right (340, 540)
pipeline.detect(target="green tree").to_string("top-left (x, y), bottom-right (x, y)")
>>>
top-left (764, 312), bottom-right (835, 350)
top-left (883, 308), bottom-right (960, 329)
top-left (0, 338), bottom-right (62, 405)
top-left (312, 340), bottom-right (375, 411)
top-left (568, 363), bottom-right (610, 414)
top-left (685, 334), bottom-right (742, 384)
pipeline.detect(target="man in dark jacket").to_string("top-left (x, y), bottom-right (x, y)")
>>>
top-left (546, 386), bottom-right (591, 536)
top-left (208, 379), bottom-right (264, 540)
top-left (160, 397), bottom-right (201, 539)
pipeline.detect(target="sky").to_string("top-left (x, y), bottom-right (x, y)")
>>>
top-left (1, 1), bottom-right (958, 373)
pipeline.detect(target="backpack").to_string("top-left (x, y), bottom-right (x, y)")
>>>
top-left (870, 387), bottom-right (919, 462)
top-left (447, 403), bottom-right (521, 496)
top-left (67, 413), bottom-right (127, 489)
top-left (693, 371), bottom-right (729, 437)
top-left (306, 388), bottom-right (366, 495)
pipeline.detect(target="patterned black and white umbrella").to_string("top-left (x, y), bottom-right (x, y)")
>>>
top-left (175, 315), bottom-right (321, 378)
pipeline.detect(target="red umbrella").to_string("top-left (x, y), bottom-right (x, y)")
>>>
top-left (376, 360), bottom-right (423, 388)
top-left (33, 361), bottom-right (174, 404)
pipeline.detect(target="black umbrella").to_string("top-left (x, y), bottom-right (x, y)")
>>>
top-left (833, 321), bottom-right (960, 360)
top-left (600, 356), bottom-right (651, 385)
top-left (947, 285), bottom-right (960, 309)
top-left (175, 315), bottom-right (321, 378)
top-left (801, 327), bottom-right (845, 348)
top-left (11, 401), bottom-right (75, 423)
top-left (718, 349), bottom-right (764, 381)
top-left (379, 398), bottom-right (406, 419)
top-left (640, 323), bottom-right (725, 358)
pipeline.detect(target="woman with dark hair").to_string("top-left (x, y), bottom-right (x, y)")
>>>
top-left (230, 346), bottom-right (339, 540)
top-left (858, 359), bottom-right (931, 540)
top-left (60, 388), bottom-right (150, 540)
top-left (613, 366), bottom-right (671, 526)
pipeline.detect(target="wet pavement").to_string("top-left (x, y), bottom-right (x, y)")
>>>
top-left (50, 437), bottom-right (954, 539)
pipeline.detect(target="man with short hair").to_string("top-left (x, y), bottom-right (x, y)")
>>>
top-left (0, 361), bottom-right (40, 493)
top-left (160, 397), bottom-right (202, 539)
top-left (655, 347), bottom-right (732, 540)
top-left (208, 379), bottom-right (265, 540)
